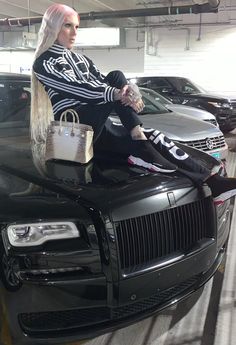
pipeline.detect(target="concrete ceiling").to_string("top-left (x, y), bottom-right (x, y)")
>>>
top-left (0, 1), bottom-right (218, 17)
top-left (0, 0), bottom-right (233, 28)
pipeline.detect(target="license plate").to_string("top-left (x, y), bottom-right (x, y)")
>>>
top-left (211, 152), bottom-right (220, 159)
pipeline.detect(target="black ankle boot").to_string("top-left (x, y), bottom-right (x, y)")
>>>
top-left (206, 174), bottom-right (236, 203)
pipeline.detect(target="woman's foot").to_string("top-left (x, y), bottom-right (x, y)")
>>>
top-left (206, 174), bottom-right (236, 205)
top-left (128, 140), bottom-right (177, 173)
top-left (130, 125), bottom-right (147, 140)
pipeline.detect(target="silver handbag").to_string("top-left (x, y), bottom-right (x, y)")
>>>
top-left (45, 109), bottom-right (94, 164)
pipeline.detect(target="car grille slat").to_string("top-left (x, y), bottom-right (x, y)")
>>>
top-left (157, 212), bottom-right (166, 256)
top-left (179, 135), bottom-right (226, 152)
top-left (146, 217), bottom-right (152, 261)
top-left (115, 198), bottom-right (215, 274)
top-left (192, 201), bottom-right (199, 242)
top-left (129, 223), bottom-right (136, 266)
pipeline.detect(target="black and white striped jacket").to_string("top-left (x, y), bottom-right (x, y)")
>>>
top-left (33, 43), bottom-right (116, 117)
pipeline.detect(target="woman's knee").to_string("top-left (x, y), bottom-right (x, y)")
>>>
top-left (105, 70), bottom-right (127, 88)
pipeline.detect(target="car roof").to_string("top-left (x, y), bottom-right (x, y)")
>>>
top-left (136, 76), bottom-right (186, 80)
top-left (0, 72), bottom-right (30, 81)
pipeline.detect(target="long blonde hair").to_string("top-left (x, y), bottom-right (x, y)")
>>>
top-left (31, 3), bottom-right (79, 142)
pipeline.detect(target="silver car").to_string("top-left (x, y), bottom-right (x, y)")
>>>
top-left (110, 89), bottom-right (228, 161)
top-left (140, 87), bottom-right (219, 127)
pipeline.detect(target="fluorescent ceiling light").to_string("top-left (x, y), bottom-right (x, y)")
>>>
top-left (75, 28), bottom-right (120, 47)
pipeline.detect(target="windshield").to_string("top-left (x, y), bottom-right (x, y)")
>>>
top-left (110, 88), bottom-right (170, 117)
top-left (139, 89), bottom-right (171, 115)
top-left (140, 87), bottom-right (172, 105)
top-left (169, 77), bottom-right (204, 94)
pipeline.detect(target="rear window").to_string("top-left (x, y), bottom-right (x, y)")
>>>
top-left (167, 78), bottom-right (201, 94)
top-left (135, 77), bottom-right (173, 94)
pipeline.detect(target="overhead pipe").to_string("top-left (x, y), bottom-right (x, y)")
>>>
top-left (208, 0), bottom-right (221, 10)
top-left (0, 2), bottom-right (220, 27)
top-left (0, 16), bottom-right (42, 27)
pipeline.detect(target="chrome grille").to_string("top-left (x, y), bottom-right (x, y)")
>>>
top-left (179, 135), bottom-right (226, 152)
top-left (115, 198), bottom-right (215, 274)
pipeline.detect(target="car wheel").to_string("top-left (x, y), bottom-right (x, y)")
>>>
top-left (0, 253), bottom-right (22, 292)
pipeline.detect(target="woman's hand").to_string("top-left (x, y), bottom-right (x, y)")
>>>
top-left (132, 98), bottom-right (144, 113)
top-left (120, 96), bottom-right (144, 113)
top-left (113, 84), bottom-right (144, 113)
top-left (121, 85), bottom-right (144, 113)
top-left (113, 85), bottom-right (129, 101)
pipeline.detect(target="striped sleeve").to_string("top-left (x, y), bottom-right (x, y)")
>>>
top-left (33, 56), bottom-right (115, 104)
top-left (82, 55), bottom-right (106, 82)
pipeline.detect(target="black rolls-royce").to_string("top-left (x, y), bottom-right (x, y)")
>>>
top-left (0, 73), bottom-right (231, 345)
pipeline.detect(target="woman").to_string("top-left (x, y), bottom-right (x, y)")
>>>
top-left (31, 3), bottom-right (236, 205)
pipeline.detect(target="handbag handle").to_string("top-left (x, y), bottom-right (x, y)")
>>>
top-left (59, 109), bottom-right (80, 136)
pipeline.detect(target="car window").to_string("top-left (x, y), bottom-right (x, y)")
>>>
top-left (140, 77), bottom-right (174, 94)
top-left (169, 78), bottom-right (200, 94)
top-left (0, 80), bottom-right (30, 135)
top-left (140, 88), bottom-right (172, 105)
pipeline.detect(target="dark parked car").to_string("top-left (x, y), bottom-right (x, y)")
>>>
top-left (0, 73), bottom-right (231, 344)
top-left (130, 76), bottom-right (236, 132)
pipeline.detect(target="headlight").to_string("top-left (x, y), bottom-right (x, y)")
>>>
top-left (222, 103), bottom-right (231, 108)
top-left (208, 102), bottom-right (231, 108)
top-left (7, 222), bottom-right (79, 247)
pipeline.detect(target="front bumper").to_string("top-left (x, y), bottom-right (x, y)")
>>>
top-left (0, 184), bottom-right (230, 345)
top-left (215, 108), bottom-right (236, 132)
top-left (209, 145), bottom-right (228, 161)
top-left (2, 239), bottom-right (225, 345)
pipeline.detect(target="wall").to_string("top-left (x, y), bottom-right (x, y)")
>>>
top-left (0, 50), bottom-right (33, 73)
top-left (76, 47), bottom-right (144, 75)
top-left (143, 25), bottom-right (236, 96)
top-left (0, 29), bottom-right (144, 75)
top-left (75, 29), bottom-right (144, 74)
top-left (1, 24), bottom-right (236, 97)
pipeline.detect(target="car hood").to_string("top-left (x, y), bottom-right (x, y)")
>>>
top-left (0, 143), bottom-right (194, 214)
top-left (136, 112), bottom-right (221, 141)
top-left (165, 104), bottom-right (216, 121)
top-left (187, 92), bottom-right (236, 102)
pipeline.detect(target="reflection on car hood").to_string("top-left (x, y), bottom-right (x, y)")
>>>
top-left (0, 143), bottom-right (194, 212)
top-left (165, 104), bottom-right (216, 121)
